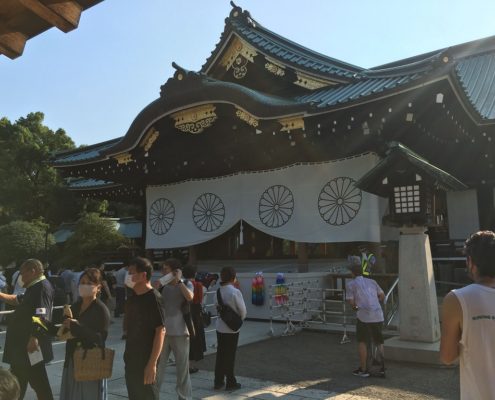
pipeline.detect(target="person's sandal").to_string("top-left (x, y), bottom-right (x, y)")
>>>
top-left (189, 367), bottom-right (199, 374)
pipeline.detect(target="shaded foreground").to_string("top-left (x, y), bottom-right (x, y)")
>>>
top-left (197, 330), bottom-right (459, 400)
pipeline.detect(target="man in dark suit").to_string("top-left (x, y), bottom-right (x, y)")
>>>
top-left (0, 259), bottom-right (54, 400)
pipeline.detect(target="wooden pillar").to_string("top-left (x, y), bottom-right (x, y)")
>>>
top-left (188, 245), bottom-right (197, 266)
top-left (297, 242), bottom-right (309, 273)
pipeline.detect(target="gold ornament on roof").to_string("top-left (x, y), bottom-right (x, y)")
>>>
top-left (140, 127), bottom-right (160, 152)
top-left (279, 116), bottom-right (305, 132)
top-left (114, 152), bottom-right (133, 165)
top-left (221, 36), bottom-right (257, 80)
top-left (264, 57), bottom-right (285, 77)
top-left (294, 71), bottom-right (332, 90)
top-left (171, 105), bottom-right (217, 134)
top-left (235, 108), bottom-right (259, 127)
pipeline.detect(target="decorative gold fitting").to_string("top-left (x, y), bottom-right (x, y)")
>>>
top-left (114, 152), bottom-right (133, 165)
top-left (264, 57), bottom-right (285, 77)
top-left (171, 104), bottom-right (217, 134)
top-left (140, 127), bottom-right (159, 152)
top-left (220, 36), bottom-right (257, 79)
top-left (279, 116), bottom-right (305, 132)
top-left (294, 71), bottom-right (331, 90)
top-left (235, 108), bottom-right (259, 127)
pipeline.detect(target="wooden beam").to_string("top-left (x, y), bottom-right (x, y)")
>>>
top-left (0, 31), bottom-right (27, 59)
top-left (46, 0), bottom-right (82, 28)
top-left (19, 0), bottom-right (82, 33)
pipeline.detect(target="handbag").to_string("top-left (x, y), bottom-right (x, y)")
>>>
top-left (201, 306), bottom-right (212, 327)
top-left (181, 299), bottom-right (196, 338)
top-left (216, 289), bottom-right (243, 331)
top-left (73, 345), bottom-right (115, 381)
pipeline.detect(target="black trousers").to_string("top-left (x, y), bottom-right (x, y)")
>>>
top-left (214, 331), bottom-right (239, 387)
top-left (115, 287), bottom-right (126, 317)
top-left (11, 362), bottom-right (53, 400)
top-left (125, 369), bottom-right (159, 400)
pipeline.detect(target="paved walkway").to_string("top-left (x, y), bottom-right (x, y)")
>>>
top-left (0, 318), bottom-right (456, 399)
top-left (9, 319), bottom-right (373, 400)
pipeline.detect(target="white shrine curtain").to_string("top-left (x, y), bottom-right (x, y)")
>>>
top-left (145, 152), bottom-right (382, 249)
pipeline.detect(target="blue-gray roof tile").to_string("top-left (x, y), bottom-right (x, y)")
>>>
top-left (455, 52), bottom-right (495, 119)
top-left (297, 73), bottom-right (424, 108)
top-left (202, 8), bottom-right (363, 82)
top-left (68, 178), bottom-right (118, 189)
top-left (53, 138), bottom-right (121, 165)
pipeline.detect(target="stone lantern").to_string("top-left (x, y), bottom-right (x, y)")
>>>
top-left (356, 142), bottom-right (467, 362)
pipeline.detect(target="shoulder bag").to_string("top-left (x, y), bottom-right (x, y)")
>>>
top-left (216, 289), bottom-right (243, 331)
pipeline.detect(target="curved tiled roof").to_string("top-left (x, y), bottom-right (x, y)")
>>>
top-left (202, 2), bottom-right (362, 82)
top-left (455, 52), bottom-right (495, 120)
top-left (296, 49), bottom-right (444, 108)
top-left (53, 138), bottom-right (122, 165)
top-left (161, 65), bottom-right (307, 111)
top-left (356, 142), bottom-right (467, 197)
top-left (67, 178), bottom-right (120, 189)
top-left (296, 73), bottom-right (426, 108)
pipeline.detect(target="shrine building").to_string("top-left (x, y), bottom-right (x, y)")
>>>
top-left (52, 3), bottom-right (495, 270)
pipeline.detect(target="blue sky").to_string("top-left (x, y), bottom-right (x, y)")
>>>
top-left (1, 0), bottom-right (495, 146)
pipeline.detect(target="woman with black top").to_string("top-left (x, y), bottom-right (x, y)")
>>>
top-left (59, 268), bottom-right (110, 400)
top-left (182, 265), bottom-right (206, 374)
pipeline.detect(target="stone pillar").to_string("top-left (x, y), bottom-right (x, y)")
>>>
top-left (297, 242), bottom-right (309, 273)
top-left (398, 226), bottom-right (440, 342)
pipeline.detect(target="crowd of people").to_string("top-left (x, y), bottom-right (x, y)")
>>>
top-left (0, 258), bottom-right (246, 400)
top-left (0, 230), bottom-right (493, 400)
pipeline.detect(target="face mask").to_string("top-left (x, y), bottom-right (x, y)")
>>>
top-left (125, 272), bottom-right (136, 289)
top-left (78, 284), bottom-right (95, 298)
top-left (17, 275), bottom-right (25, 288)
top-left (159, 272), bottom-right (174, 286)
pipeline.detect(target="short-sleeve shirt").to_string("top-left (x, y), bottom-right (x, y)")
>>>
top-left (124, 289), bottom-right (165, 371)
top-left (3, 278), bottom-right (54, 366)
top-left (160, 281), bottom-right (194, 336)
top-left (346, 276), bottom-right (384, 323)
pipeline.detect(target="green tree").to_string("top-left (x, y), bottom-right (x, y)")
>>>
top-left (0, 220), bottom-right (55, 266)
top-left (0, 112), bottom-right (76, 226)
top-left (61, 213), bottom-right (128, 268)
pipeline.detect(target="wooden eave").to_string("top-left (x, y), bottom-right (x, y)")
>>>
top-left (0, 0), bottom-right (104, 59)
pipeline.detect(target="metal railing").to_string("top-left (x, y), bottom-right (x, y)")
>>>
top-left (383, 277), bottom-right (399, 329)
top-left (0, 305), bottom-right (66, 334)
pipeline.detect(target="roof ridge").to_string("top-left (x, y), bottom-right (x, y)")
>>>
top-left (229, 6), bottom-right (363, 72)
top-left (202, 2), bottom-right (363, 79)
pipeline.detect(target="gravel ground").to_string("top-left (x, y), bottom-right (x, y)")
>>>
top-left (197, 330), bottom-right (460, 400)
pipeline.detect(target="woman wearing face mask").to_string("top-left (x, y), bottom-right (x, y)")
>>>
top-left (59, 268), bottom-right (110, 400)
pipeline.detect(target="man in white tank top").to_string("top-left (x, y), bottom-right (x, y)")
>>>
top-left (440, 230), bottom-right (495, 399)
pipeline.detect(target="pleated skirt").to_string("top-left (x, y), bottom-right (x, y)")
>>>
top-left (59, 358), bottom-right (108, 400)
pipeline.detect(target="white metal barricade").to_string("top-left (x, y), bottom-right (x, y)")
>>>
top-left (268, 279), bottom-right (320, 337)
top-left (304, 287), bottom-right (350, 344)
top-left (268, 283), bottom-right (350, 344)
top-left (0, 305), bottom-right (66, 334)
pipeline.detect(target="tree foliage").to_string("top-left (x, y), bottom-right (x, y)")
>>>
top-left (0, 112), bottom-right (77, 226)
top-left (0, 220), bottom-right (55, 265)
top-left (61, 213), bottom-right (128, 268)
